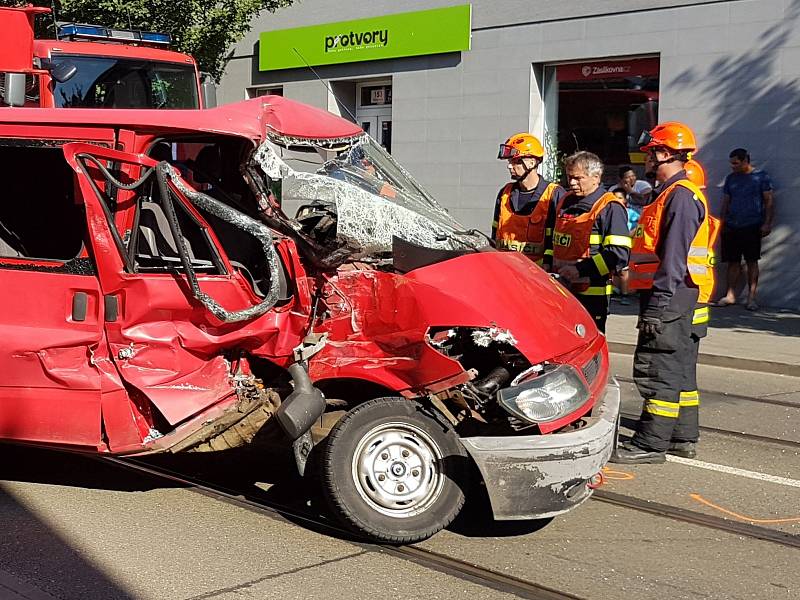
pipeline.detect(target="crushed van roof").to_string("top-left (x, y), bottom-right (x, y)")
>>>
top-left (0, 96), bottom-right (364, 141)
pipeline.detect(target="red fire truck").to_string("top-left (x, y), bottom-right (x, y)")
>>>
top-left (0, 4), bottom-right (212, 109)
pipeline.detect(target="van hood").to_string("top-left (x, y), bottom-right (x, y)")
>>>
top-left (406, 251), bottom-right (598, 364)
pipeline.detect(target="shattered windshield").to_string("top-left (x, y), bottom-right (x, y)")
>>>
top-left (253, 135), bottom-right (487, 257)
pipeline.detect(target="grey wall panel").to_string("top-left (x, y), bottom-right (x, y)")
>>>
top-left (218, 0), bottom-right (800, 308)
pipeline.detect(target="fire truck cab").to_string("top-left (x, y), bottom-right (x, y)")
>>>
top-left (0, 5), bottom-right (210, 110)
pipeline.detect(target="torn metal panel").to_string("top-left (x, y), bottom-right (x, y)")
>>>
top-left (471, 327), bottom-right (518, 348)
top-left (170, 375), bottom-right (281, 453)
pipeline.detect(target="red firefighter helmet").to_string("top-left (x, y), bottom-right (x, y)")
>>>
top-left (498, 133), bottom-right (545, 161)
top-left (638, 121), bottom-right (697, 153)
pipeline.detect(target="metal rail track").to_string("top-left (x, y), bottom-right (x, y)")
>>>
top-left (592, 489), bottom-right (800, 550)
top-left (102, 451), bottom-right (800, 595)
top-left (103, 456), bottom-right (585, 600)
top-left (618, 412), bottom-right (800, 450)
top-left (614, 375), bottom-right (800, 410)
top-left (614, 377), bottom-right (800, 449)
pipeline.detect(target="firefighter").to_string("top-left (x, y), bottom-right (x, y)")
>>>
top-left (612, 123), bottom-right (717, 464)
top-left (493, 133), bottom-right (566, 268)
top-left (553, 151), bottom-right (631, 333)
top-left (672, 159), bottom-right (718, 458)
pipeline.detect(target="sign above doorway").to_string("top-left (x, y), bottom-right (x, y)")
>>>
top-left (557, 57), bottom-right (659, 82)
top-left (259, 4), bottom-right (472, 71)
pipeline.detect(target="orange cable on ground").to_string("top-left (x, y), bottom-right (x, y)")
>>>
top-left (601, 466), bottom-right (635, 481)
top-left (690, 493), bottom-right (800, 524)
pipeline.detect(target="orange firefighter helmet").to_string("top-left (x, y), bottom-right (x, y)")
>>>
top-left (638, 121), bottom-right (697, 153)
top-left (498, 133), bottom-right (545, 161)
top-left (684, 159), bottom-right (706, 188)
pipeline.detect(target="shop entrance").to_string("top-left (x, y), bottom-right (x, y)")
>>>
top-left (551, 57), bottom-right (659, 182)
top-left (356, 80), bottom-right (392, 153)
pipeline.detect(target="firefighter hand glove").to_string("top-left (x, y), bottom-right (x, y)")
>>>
top-left (638, 317), bottom-right (663, 337)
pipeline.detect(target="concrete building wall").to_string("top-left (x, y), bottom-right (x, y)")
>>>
top-left (220, 0), bottom-right (800, 309)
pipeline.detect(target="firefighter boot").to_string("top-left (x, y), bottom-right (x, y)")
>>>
top-left (668, 441), bottom-right (697, 458)
top-left (610, 441), bottom-right (666, 464)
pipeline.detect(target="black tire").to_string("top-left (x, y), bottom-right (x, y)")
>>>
top-left (320, 396), bottom-right (469, 544)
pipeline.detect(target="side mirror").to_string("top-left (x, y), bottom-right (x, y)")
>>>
top-left (2, 73), bottom-right (26, 107)
top-left (200, 72), bottom-right (216, 109)
top-left (40, 58), bottom-right (77, 83)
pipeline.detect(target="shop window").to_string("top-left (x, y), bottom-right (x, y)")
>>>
top-left (554, 57), bottom-right (659, 182)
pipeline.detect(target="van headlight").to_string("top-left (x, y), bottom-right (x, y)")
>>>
top-left (498, 364), bottom-right (590, 423)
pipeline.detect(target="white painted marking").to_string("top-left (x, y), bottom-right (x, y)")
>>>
top-left (667, 455), bottom-right (800, 489)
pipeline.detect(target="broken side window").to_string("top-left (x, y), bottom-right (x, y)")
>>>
top-left (0, 142), bottom-right (87, 264)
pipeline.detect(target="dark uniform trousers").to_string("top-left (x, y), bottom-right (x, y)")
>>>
top-left (632, 286), bottom-right (700, 452)
top-left (673, 302), bottom-right (708, 443)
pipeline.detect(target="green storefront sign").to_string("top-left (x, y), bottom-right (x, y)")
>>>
top-left (259, 4), bottom-right (472, 71)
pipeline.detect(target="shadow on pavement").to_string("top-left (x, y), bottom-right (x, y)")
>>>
top-left (0, 443), bottom-right (178, 492)
top-left (0, 448), bottom-right (140, 599)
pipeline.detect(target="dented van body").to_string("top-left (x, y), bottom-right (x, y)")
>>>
top-left (0, 96), bottom-right (618, 543)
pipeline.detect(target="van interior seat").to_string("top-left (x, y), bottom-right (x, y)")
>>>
top-left (138, 201), bottom-right (197, 260)
top-left (136, 200), bottom-right (291, 302)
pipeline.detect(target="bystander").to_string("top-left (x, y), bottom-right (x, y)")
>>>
top-left (716, 148), bottom-right (774, 311)
top-left (609, 166), bottom-right (652, 304)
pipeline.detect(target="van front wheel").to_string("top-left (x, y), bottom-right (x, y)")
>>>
top-left (320, 397), bottom-right (468, 544)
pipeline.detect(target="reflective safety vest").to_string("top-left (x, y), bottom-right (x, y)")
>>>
top-left (495, 181), bottom-right (559, 265)
top-left (552, 192), bottom-right (627, 295)
top-left (629, 179), bottom-right (720, 303)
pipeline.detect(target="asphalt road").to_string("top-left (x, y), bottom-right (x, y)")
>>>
top-left (1, 358), bottom-right (798, 600)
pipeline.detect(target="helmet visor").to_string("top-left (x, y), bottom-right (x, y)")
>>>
top-left (498, 144), bottom-right (520, 160)
top-left (637, 130), bottom-right (654, 149)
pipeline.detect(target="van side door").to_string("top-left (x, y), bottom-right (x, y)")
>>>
top-left (0, 138), bottom-right (110, 448)
top-left (63, 142), bottom-right (303, 448)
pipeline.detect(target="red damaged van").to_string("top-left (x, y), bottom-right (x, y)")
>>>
top-left (0, 96), bottom-right (619, 543)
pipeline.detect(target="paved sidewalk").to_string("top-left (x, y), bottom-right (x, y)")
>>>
top-left (606, 300), bottom-right (800, 375)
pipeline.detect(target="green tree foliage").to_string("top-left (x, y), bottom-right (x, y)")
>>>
top-left (1, 0), bottom-right (292, 81)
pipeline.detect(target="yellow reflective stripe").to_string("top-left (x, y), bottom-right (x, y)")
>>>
top-left (693, 307), bottom-right (710, 324)
top-left (592, 252), bottom-right (610, 276)
top-left (680, 390), bottom-right (700, 407)
top-left (688, 247), bottom-right (708, 257)
top-left (578, 284), bottom-right (613, 296)
top-left (589, 234), bottom-right (602, 245)
top-left (535, 258), bottom-right (544, 266)
top-left (544, 249), bottom-right (554, 256)
top-left (545, 228), bottom-right (553, 235)
top-left (492, 220), bottom-right (499, 228)
top-left (603, 234), bottom-right (632, 248)
top-left (645, 398), bottom-right (680, 418)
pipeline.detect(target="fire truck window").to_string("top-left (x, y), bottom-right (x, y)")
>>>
top-left (50, 55), bottom-right (200, 109)
top-left (0, 145), bottom-right (85, 261)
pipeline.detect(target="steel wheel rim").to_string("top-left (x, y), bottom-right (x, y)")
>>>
top-left (351, 421), bottom-right (445, 518)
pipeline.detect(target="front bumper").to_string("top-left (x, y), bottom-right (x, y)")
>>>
top-left (460, 378), bottom-right (620, 520)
